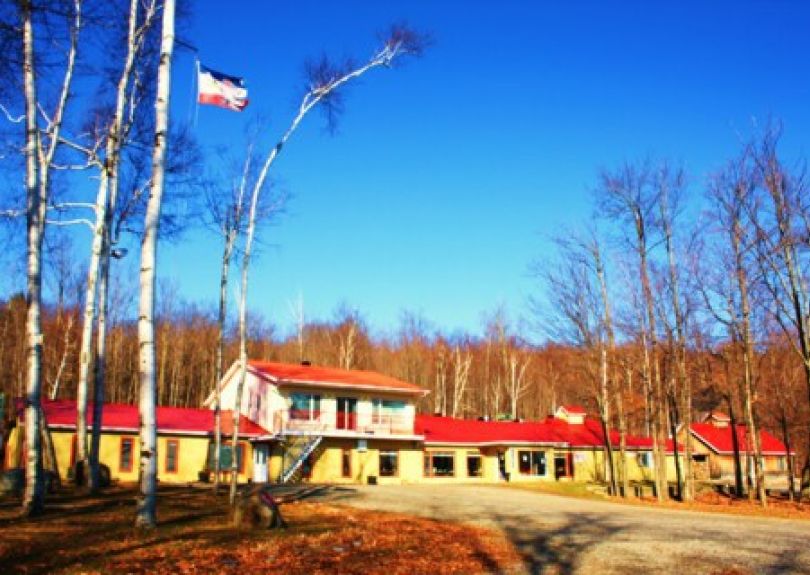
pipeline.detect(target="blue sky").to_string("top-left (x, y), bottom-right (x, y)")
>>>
top-left (34, 1), bottom-right (810, 340)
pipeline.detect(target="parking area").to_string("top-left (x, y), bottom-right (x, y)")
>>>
top-left (311, 483), bottom-right (810, 574)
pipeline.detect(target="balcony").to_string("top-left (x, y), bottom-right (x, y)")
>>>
top-left (272, 408), bottom-right (414, 436)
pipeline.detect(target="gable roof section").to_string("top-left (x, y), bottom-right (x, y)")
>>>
top-left (690, 422), bottom-right (792, 456)
top-left (24, 399), bottom-right (269, 438)
top-left (248, 360), bottom-right (427, 395)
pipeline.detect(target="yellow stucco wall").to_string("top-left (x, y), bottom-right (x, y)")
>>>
top-left (3, 425), bottom-right (253, 484)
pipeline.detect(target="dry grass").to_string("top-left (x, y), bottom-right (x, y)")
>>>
top-left (507, 479), bottom-right (810, 521)
top-left (0, 485), bottom-right (523, 575)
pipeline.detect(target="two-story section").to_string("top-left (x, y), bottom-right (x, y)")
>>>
top-left (209, 360), bottom-right (428, 485)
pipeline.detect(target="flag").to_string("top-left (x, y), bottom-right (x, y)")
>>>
top-left (197, 64), bottom-right (249, 112)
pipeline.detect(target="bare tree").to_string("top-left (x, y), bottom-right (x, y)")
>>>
top-left (703, 150), bottom-right (768, 506)
top-left (747, 127), bottom-right (810, 472)
top-left (598, 162), bottom-right (668, 501)
top-left (228, 25), bottom-right (427, 504)
top-left (450, 343), bottom-right (472, 418)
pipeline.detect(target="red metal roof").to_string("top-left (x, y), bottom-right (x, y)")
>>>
top-left (690, 422), bottom-right (792, 456)
top-left (415, 414), bottom-right (671, 451)
top-left (560, 405), bottom-right (587, 415)
top-left (248, 360), bottom-right (426, 395)
top-left (25, 399), bottom-right (270, 438)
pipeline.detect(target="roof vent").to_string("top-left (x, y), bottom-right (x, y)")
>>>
top-left (300, 360), bottom-right (311, 367)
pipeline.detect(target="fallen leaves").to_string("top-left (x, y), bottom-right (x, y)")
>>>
top-left (0, 486), bottom-right (523, 575)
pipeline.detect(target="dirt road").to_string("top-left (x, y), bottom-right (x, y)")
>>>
top-left (313, 484), bottom-right (810, 574)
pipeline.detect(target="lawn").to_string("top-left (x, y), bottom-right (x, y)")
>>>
top-left (0, 485), bottom-right (523, 575)
top-left (503, 480), bottom-right (810, 521)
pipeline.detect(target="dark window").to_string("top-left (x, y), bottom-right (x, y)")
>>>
top-left (207, 442), bottom-right (245, 473)
top-left (120, 438), bottom-right (134, 472)
top-left (342, 449), bottom-right (352, 478)
top-left (467, 452), bottom-right (482, 477)
top-left (518, 451), bottom-right (546, 476)
top-left (165, 439), bottom-right (179, 473)
top-left (379, 451), bottom-right (398, 476)
top-left (424, 452), bottom-right (455, 477)
top-left (290, 393), bottom-right (321, 420)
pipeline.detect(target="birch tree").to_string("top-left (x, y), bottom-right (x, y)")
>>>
top-left (229, 25), bottom-right (427, 504)
top-left (655, 164), bottom-right (695, 501)
top-left (17, 0), bottom-right (81, 516)
top-left (599, 162), bottom-right (668, 501)
top-left (703, 151), bottom-right (768, 506)
top-left (136, 0), bottom-right (174, 529)
top-left (747, 128), bottom-right (810, 464)
top-left (70, 0), bottom-right (158, 491)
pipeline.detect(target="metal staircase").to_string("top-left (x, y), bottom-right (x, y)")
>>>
top-left (279, 435), bottom-right (323, 484)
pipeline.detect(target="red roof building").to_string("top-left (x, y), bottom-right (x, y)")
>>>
top-left (690, 421), bottom-right (793, 456)
top-left (246, 360), bottom-right (427, 395)
top-left (26, 399), bottom-right (270, 439)
top-left (415, 412), bottom-right (671, 451)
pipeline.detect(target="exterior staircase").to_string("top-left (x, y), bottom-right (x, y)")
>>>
top-left (279, 435), bottom-right (323, 484)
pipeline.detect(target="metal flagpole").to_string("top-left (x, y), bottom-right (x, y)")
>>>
top-left (193, 58), bottom-right (200, 128)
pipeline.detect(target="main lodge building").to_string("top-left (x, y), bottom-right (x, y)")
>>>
top-left (3, 360), bottom-right (793, 487)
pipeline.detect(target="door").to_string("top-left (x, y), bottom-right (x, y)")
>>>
top-left (253, 444), bottom-right (269, 483)
top-left (336, 397), bottom-right (357, 430)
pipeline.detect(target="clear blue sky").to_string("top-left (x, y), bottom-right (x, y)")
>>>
top-left (144, 2), bottom-right (810, 338)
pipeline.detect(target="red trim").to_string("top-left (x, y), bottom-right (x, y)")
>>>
top-left (119, 437), bottom-right (134, 473)
top-left (165, 439), bottom-right (179, 473)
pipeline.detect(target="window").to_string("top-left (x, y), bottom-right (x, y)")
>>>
top-left (342, 449), bottom-right (352, 478)
top-left (165, 439), bottom-right (179, 473)
top-left (290, 393), bottom-right (320, 421)
top-left (372, 398), bottom-right (406, 424)
top-left (466, 451), bottom-right (482, 477)
top-left (518, 450), bottom-right (546, 476)
top-left (424, 451), bottom-right (455, 477)
top-left (638, 452), bottom-right (653, 468)
top-left (207, 442), bottom-right (245, 474)
top-left (119, 437), bottom-right (134, 472)
top-left (379, 450), bottom-right (398, 476)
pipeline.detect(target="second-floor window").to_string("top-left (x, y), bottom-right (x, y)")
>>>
top-left (371, 398), bottom-right (405, 424)
top-left (290, 392), bottom-right (320, 421)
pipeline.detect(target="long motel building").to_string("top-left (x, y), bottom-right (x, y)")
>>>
top-left (3, 360), bottom-right (792, 486)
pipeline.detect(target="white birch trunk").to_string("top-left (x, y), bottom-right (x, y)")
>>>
top-left (22, 0), bottom-right (81, 512)
top-left (89, 0), bottom-right (145, 492)
top-left (136, 0), bottom-right (175, 528)
top-left (21, 0), bottom-right (45, 517)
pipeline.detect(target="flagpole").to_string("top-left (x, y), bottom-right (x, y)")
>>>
top-left (193, 58), bottom-right (200, 128)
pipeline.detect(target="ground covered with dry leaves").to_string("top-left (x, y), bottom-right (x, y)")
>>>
top-left (0, 485), bottom-right (523, 575)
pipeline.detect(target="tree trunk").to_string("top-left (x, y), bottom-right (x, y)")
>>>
top-left (21, 0), bottom-right (45, 517)
top-left (136, 0), bottom-right (175, 529)
top-left (213, 229), bottom-right (236, 494)
top-left (727, 395), bottom-right (744, 498)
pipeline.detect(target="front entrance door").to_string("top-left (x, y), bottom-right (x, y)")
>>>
top-left (336, 397), bottom-right (357, 430)
top-left (253, 444), bottom-right (269, 483)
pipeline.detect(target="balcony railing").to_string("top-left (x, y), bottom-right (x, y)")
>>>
top-left (272, 409), bottom-right (414, 436)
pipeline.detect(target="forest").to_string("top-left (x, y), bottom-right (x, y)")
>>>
top-left (1, 0), bottom-right (809, 527)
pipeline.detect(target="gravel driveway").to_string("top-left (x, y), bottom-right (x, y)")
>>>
top-left (311, 484), bottom-right (810, 574)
